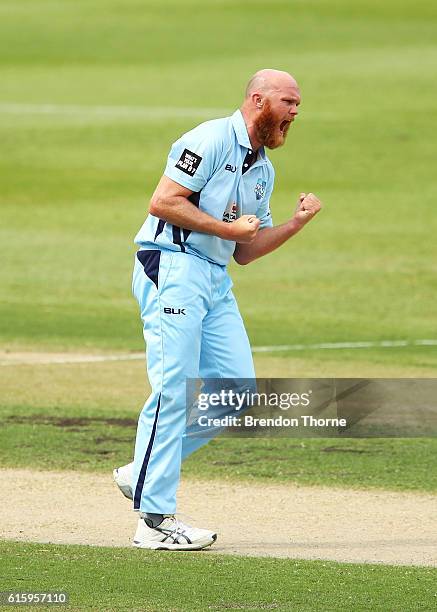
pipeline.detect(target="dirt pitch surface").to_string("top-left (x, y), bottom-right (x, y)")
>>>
top-left (1, 469), bottom-right (436, 566)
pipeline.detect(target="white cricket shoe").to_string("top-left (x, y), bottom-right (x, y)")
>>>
top-left (113, 463), bottom-right (133, 500)
top-left (133, 515), bottom-right (217, 551)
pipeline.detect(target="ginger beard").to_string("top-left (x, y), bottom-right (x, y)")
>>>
top-left (253, 99), bottom-right (291, 149)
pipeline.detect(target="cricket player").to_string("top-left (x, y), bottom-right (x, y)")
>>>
top-left (113, 69), bottom-right (322, 550)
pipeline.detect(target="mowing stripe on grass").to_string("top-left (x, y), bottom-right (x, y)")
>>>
top-left (0, 103), bottom-right (349, 122)
top-left (0, 353), bottom-right (144, 366)
top-left (1, 339), bottom-right (436, 366)
top-left (252, 339), bottom-right (437, 352)
top-left (0, 103), bottom-right (231, 120)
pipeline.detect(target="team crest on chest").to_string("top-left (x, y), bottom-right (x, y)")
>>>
top-left (254, 179), bottom-right (266, 200)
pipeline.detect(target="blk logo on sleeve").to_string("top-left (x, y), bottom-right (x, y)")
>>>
top-left (175, 149), bottom-right (202, 176)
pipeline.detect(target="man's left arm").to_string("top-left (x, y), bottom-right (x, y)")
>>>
top-left (233, 193), bottom-right (322, 265)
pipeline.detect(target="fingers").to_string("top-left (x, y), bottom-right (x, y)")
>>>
top-left (302, 193), bottom-right (322, 214)
top-left (302, 192), bottom-right (319, 204)
top-left (247, 217), bottom-right (260, 241)
top-left (241, 214), bottom-right (257, 222)
top-left (294, 192), bottom-right (322, 224)
top-left (243, 215), bottom-right (260, 230)
top-left (233, 214), bottom-right (260, 243)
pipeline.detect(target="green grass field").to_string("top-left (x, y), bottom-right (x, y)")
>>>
top-left (1, 0), bottom-right (437, 610)
top-left (2, 542), bottom-right (437, 612)
top-left (1, 360), bottom-right (437, 491)
top-left (1, 0), bottom-right (437, 364)
top-left (0, 544), bottom-right (436, 612)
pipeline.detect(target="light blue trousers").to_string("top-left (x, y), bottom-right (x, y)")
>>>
top-left (132, 249), bottom-right (255, 513)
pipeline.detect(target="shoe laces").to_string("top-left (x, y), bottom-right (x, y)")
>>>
top-left (164, 514), bottom-right (191, 531)
top-left (141, 512), bottom-right (195, 532)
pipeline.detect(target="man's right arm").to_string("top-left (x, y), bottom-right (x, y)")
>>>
top-left (149, 175), bottom-right (260, 244)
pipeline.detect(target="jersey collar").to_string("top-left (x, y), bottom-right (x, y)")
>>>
top-left (231, 109), bottom-right (267, 160)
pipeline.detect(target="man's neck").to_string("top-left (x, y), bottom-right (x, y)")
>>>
top-left (240, 106), bottom-right (262, 151)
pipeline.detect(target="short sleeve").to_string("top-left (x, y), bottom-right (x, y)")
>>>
top-left (164, 126), bottom-right (221, 192)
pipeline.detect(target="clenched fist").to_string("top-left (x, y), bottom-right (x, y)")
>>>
top-left (225, 214), bottom-right (261, 244)
top-left (293, 192), bottom-right (322, 225)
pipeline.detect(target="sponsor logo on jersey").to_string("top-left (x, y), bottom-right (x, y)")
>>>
top-left (222, 202), bottom-right (238, 223)
top-left (164, 307), bottom-right (186, 315)
top-left (254, 179), bottom-right (266, 201)
top-left (175, 149), bottom-right (202, 176)
top-left (225, 164), bottom-right (237, 173)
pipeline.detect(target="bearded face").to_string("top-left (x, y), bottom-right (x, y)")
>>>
top-left (253, 99), bottom-right (292, 149)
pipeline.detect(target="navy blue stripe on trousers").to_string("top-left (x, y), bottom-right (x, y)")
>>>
top-left (134, 394), bottom-right (162, 510)
top-left (137, 249), bottom-right (161, 289)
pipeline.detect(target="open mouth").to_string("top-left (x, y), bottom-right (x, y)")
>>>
top-left (279, 120), bottom-right (291, 133)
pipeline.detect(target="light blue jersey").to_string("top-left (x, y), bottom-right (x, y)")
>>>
top-left (131, 109), bottom-right (275, 515)
top-left (134, 110), bottom-right (274, 266)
